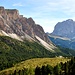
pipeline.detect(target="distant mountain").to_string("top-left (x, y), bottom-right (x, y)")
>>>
top-left (48, 19), bottom-right (75, 50)
top-left (52, 19), bottom-right (75, 39)
top-left (0, 6), bottom-right (56, 51)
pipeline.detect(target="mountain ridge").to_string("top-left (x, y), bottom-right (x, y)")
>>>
top-left (0, 6), bottom-right (55, 51)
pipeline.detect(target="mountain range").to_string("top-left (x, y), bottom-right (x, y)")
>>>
top-left (1, 6), bottom-right (75, 72)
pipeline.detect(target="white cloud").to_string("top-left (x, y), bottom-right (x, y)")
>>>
top-left (31, 0), bottom-right (75, 33)
top-left (13, 3), bottom-right (24, 6)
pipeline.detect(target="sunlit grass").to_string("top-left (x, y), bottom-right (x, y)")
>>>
top-left (0, 57), bottom-right (70, 74)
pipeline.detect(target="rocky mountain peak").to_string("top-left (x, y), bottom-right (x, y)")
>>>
top-left (0, 6), bottom-right (6, 18)
top-left (0, 6), bottom-right (5, 11)
top-left (27, 17), bottom-right (35, 27)
top-left (66, 19), bottom-right (73, 22)
top-left (52, 19), bottom-right (75, 39)
top-left (0, 6), bottom-right (55, 51)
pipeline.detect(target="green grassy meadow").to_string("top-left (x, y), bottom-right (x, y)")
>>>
top-left (0, 57), bottom-right (70, 75)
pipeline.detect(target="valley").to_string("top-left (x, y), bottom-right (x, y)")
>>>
top-left (0, 6), bottom-right (75, 75)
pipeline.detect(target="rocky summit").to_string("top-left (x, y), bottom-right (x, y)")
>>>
top-left (52, 19), bottom-right (75, 39)
top-left (0, 6), bottom-right (55, 51)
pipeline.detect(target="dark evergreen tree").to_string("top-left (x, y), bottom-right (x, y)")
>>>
top-left (46, 64), bottom-right (53, 75)
top-left (71, 63), bottom-right (75, 75)
top-left (35, 66), bottom-right (41, 75)
top-left (41, 65), bottom-right (47, 75)
top-left (13, 70), bottom-right (16, 75)
top-left (18, 70), bottom-right (21, 75)
top-left (54, 64), bottom-right (61, 75)
top-left (64, 62), bottom-right (69, 75)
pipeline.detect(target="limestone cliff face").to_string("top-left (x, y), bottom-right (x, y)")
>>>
top-left (0, 7), bottom-right (7, 19)
top-left (6, 9), bottom-right (19, 20)
top-left (0, 6), bottom-right (51, 44)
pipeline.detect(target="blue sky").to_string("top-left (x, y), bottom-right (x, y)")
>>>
top-left (0, 0), bottom-right (75, 33)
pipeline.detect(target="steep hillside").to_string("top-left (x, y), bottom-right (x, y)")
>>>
top-left (0, 36), bottom-right (51, 70)
top-left (48, 34), bottom-right (75, 55)
top-left (0, 6), bottom-right (55, 51)
top-left (48, 35), bottom-right (75, 49)
top-left (0, 36), bottom-right (72, 71)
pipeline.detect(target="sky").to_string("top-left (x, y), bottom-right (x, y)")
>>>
top-left (0, 0), bottom-right (75, 33)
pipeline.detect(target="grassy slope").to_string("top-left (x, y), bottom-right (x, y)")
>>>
top-left (0, 57), bottom-right (70, 74)
top-left (15, 57), bottom-right (70, 68)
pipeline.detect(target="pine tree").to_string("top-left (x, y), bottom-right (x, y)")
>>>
top-left (46, 64), bottom-right (53, 75)
top-left (35, 66), bottom-right (41, 75)
top-left (54, 64), bottom-right (61, 75)
top-left (18, 70), bottom-right (21, 75)
top-left (13, 70), bottom-right (16, 75)
top-left (71, 63), bottom-right (75, 75)
top-left (64, 62), bottom-right (69, 75)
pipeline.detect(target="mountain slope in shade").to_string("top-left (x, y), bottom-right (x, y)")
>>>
top-left (0, 6), bottom-right (56, 51)
top-left (52, 19), bottom-right (75, 39)
top-left (48, 32), bottom-right (75, 50)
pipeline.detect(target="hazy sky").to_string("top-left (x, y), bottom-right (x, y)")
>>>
top-left (0, 0), bottom-right (75, 33)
